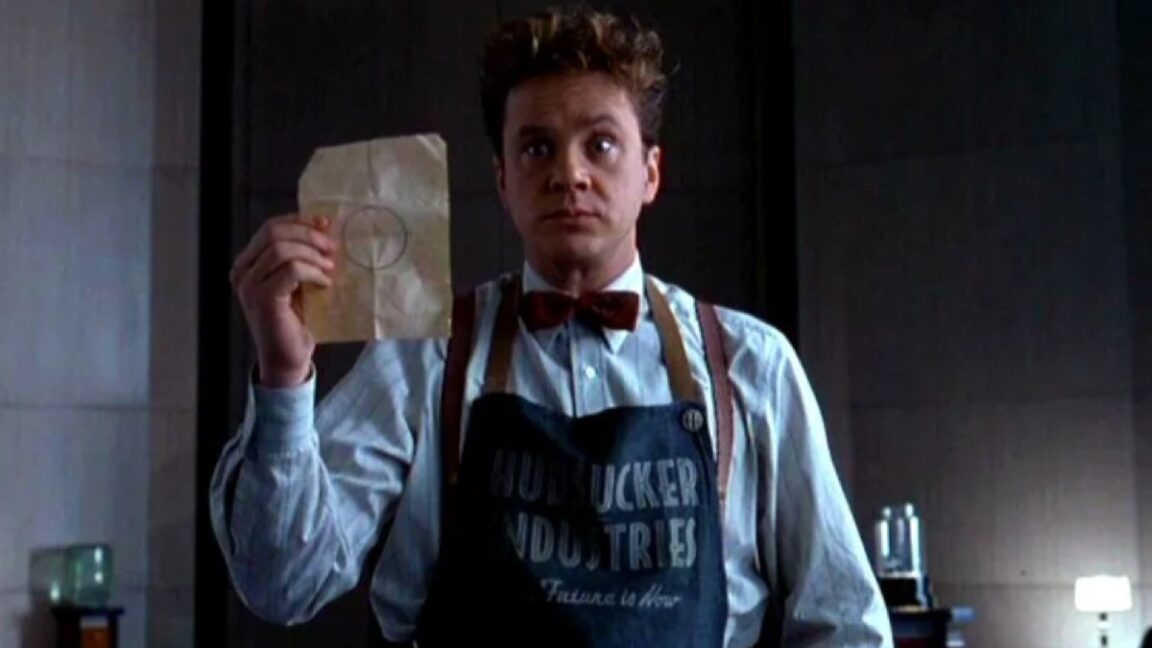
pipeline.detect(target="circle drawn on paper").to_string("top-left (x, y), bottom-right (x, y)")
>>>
top-left (342, 206), bottom-right (409, 271)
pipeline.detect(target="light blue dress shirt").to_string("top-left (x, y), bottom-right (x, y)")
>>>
top-left (209, 257), bottom-right (892, 647)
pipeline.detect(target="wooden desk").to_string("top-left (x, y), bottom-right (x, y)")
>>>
top-left (51, 606), bottom-right (124, 648)
top-left (890, 607), bottom-right (975, 648)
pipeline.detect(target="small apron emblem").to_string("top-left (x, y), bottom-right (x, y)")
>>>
top-left (681, 408), bottom-right (705, 433)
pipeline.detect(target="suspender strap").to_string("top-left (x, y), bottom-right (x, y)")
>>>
top-left (440, 291), bottom-right (476, 489)
top-left (482, 277), bottom-right (521, 395)
top-left (646, 277), bottom-right (704, 403)
top-left (697, 300), bottom-right (735, 510)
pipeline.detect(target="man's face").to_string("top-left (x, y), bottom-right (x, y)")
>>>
top-left (494, 72), bottom-right (661, 273)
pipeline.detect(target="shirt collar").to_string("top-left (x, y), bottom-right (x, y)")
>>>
top-left (521, 255), bottom-right (647, 353)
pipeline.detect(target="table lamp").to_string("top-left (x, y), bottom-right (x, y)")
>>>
top-left (1074, 575), bottom-right (1132, 647)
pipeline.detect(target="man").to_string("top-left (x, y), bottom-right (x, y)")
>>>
top-left (212, 6), bottom-right (892, 647)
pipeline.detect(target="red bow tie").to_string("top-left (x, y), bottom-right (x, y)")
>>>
top-left (521, 291), bottom-right (641, 332)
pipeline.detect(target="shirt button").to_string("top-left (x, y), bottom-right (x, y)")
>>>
top-left (583, 366), bottom-right (598, 380)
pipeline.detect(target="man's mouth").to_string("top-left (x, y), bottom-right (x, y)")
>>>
top-left (542, 208), bottom-right (598, 222)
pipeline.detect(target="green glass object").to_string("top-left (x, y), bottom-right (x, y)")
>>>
top-left (31, 544), bottom-right (113, 606)
top-left (66, 544), bottom-right (113, 606)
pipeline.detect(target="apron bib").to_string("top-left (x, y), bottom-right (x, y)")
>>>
top-left (417, 277), bottom-right (728, 647)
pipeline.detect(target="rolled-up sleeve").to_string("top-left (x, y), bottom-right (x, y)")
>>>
top-left (208, 338), bottom-right (444, 625)
top-left (757, 334), bottom-right (892, 647)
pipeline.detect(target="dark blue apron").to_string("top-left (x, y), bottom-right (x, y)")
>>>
top-left (416, 276), bottom-right (728, 647)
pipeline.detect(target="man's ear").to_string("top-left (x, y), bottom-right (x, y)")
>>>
top-left (643, 145), bottom-right (662, 204)
top-left (493, 155), bottom-right (508, 209)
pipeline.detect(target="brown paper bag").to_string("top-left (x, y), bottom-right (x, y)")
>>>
top-left (298, 134), bottom-right (452, 342)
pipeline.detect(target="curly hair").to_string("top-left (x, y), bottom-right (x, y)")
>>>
top-left (480, 5), bottom-right (669, 157)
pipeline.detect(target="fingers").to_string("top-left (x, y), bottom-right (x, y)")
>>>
top-left (236, 249), bottom-right (334, 303)
top-left (262, 259), bottom-right (334, 297)
top-left (230, 213), bottom-right (337, 288)
top-left (246, 240), bottom-right (335, 287)
top-left (236, 254), bottom-right (332, 307)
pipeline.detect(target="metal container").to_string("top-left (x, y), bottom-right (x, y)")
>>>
top-left (874, 503), bottom-right (924, 577)
top-left (874, 504), bottom-right (934, 609)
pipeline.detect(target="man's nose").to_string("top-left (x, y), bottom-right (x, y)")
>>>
top-left (547, 148), bottom-right (591, 192)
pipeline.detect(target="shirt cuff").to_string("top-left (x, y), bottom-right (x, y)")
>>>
top-left (250, 364), bottom-right (317, 456)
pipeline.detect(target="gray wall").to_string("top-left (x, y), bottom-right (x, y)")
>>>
top-left (0, 0), bottom-right (200, 646)
top-left (795, 1), bottom-right (1149, 646)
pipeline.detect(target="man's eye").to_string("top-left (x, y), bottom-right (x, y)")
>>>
top-left (590, 136), bottom-right (618, 155)
top-left (524, 140), bottom-right (553, 158)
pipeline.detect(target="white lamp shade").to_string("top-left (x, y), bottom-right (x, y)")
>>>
top-left (1074, 575), bottom-right (1133, 613)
